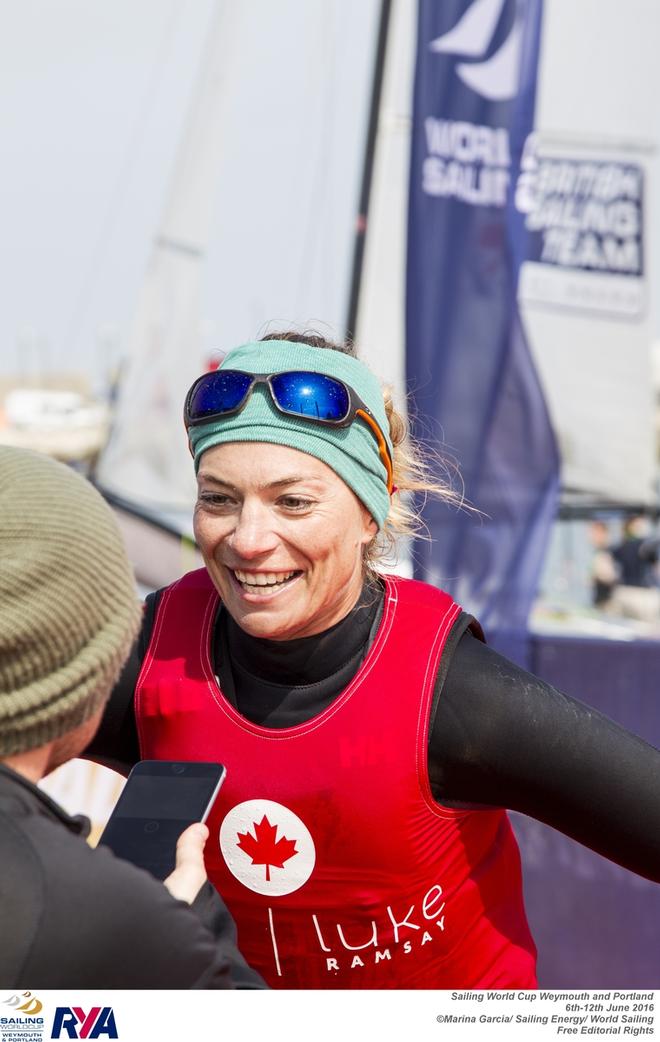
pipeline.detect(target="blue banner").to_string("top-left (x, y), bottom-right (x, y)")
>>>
top-left (406, 0), bottom-right (559, 647)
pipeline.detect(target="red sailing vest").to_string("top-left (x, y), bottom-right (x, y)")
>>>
top-left (135, 569), bottom-right (537, 989)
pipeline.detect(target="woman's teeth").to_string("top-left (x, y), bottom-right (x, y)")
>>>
top-left (233, 569), bottom-right (298, 592)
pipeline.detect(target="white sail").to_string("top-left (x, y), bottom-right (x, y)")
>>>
top-left (356, 0), bottom-right (415, 401)
top-left (97, 0), bottom-right (381, 516)
top-left (96, 3), bottom-right (243, 512)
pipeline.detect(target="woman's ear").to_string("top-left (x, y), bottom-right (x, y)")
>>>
top-left (360, 513), bottom-right (378, 545)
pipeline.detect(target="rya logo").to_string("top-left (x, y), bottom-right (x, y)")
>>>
top-left (51, 1008), bottom-right (117, 1040)
top-left (429, 0), bottom-right (524, 101)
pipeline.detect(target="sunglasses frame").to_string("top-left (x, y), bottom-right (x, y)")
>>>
top-left (184, 370), bottom-right (394, 494)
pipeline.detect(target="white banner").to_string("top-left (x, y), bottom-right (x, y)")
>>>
top-left (1, 989), bottom-right (657, 1042)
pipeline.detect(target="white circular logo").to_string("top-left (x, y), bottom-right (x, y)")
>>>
top-left (219, 799), bottom-right (316, 897)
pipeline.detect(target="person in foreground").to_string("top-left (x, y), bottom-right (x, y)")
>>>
top-left (88, 333), bottom-right (660, 990)
top-left (0, 446), bottom-right (263, 989)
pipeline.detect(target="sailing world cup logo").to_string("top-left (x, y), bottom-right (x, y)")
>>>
top-left (3, 994), bottom-right (43, 1017)
top-left (1, 993), bottom-right (45, 1042)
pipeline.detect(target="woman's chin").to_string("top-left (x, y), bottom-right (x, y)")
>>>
top-left (229, 606), bottom-right (301, 641)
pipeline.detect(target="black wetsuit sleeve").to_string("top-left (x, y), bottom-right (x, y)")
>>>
top-left (429, 630), bottom-right (660, 883)
top-left (84, 593), bottom-right (160, 775)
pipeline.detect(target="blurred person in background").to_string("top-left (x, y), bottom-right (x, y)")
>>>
top-left (88, 333), bottom-right (660, 990)
top-left (0, 446), bottom-right (263, 989)
top-left (588, 519), bottom-right (618, 608)
top-left (607, 514), bottom-right (660, 622)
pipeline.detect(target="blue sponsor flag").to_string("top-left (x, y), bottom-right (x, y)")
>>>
top-left (406, 0), bottom-right (559, 651)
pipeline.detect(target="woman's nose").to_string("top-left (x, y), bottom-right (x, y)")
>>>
top-left (228, 501), bottom-right (279, 558)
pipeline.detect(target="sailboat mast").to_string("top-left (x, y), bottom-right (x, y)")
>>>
top-left (345, 0), bottom-right (393, 341)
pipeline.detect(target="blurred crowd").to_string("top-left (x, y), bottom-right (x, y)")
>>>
top-left (589, 515), bottom-right (660, 622)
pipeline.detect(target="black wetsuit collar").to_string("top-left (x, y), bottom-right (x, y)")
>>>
top-left (224, 578), bottom-right (383, 685)
top-left (217, 579), bottom-right (384, 727)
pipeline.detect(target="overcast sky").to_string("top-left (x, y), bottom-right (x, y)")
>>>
top-left (0, 0), bottom-right (378, 385)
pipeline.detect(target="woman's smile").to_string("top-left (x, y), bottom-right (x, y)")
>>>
top-left (229, 567), bottom-right (303, 598)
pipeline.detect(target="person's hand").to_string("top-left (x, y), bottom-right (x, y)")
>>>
top-left (163, 822), bottom-right (209, 904)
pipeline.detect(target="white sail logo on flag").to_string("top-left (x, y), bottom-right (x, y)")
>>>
top-left (429, 0), bottom-right (524, 102)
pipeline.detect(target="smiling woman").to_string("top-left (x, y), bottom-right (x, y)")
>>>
top-left (194, 442), bottom-right (376, 640)
top-left (87, 330), bottom-right (660, 991)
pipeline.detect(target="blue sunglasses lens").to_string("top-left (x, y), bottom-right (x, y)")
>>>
top-left (270, 372), bottom-right (349, 421)
top-left (188, 371), bottom-right (253, 420)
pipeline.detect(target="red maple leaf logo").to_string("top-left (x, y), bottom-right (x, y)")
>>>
top-left (236, 814), bottom-right (298, 881)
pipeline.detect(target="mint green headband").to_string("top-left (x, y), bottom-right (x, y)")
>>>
top-left (188, 340), bottom-right (393, 528)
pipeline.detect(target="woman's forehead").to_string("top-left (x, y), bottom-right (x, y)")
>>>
top-left (198, 441), bottom-right (343, 486)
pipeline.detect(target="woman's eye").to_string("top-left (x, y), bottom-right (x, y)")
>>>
top-left (279, 496), bottom-right (313, 511)
top-left (198, 492), bottom-right (235, 508)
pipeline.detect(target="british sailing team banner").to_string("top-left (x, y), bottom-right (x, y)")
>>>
top-left (406, 0), bottom-right (559, 640)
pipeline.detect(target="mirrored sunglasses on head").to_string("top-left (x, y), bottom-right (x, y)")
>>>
top-left (184, 369), bottom-right (393, 493)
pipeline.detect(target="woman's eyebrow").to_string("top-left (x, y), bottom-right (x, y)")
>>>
top-left (264, 476), bottom-right (313, 490)
top-left (197, 473), bottom-right (322, 492)
top-left (197, 474), bottom-right (239, 493)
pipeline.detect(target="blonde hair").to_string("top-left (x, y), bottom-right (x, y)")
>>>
top-left (259, 329), bottom-right (463, 573)
top-left (366, 385), bottom-right (463, 572)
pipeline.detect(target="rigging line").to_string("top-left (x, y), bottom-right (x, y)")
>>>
top-left (61, 0), bottom-right (196, 367)
top-left (155, 235), bottom-right (203, 258)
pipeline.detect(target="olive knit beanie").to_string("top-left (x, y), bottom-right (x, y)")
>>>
top-left (0, 447), bottom-right (142, 757)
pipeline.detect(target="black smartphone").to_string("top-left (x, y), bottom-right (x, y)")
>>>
top-left (98, 760), bottom-right (226, 881)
